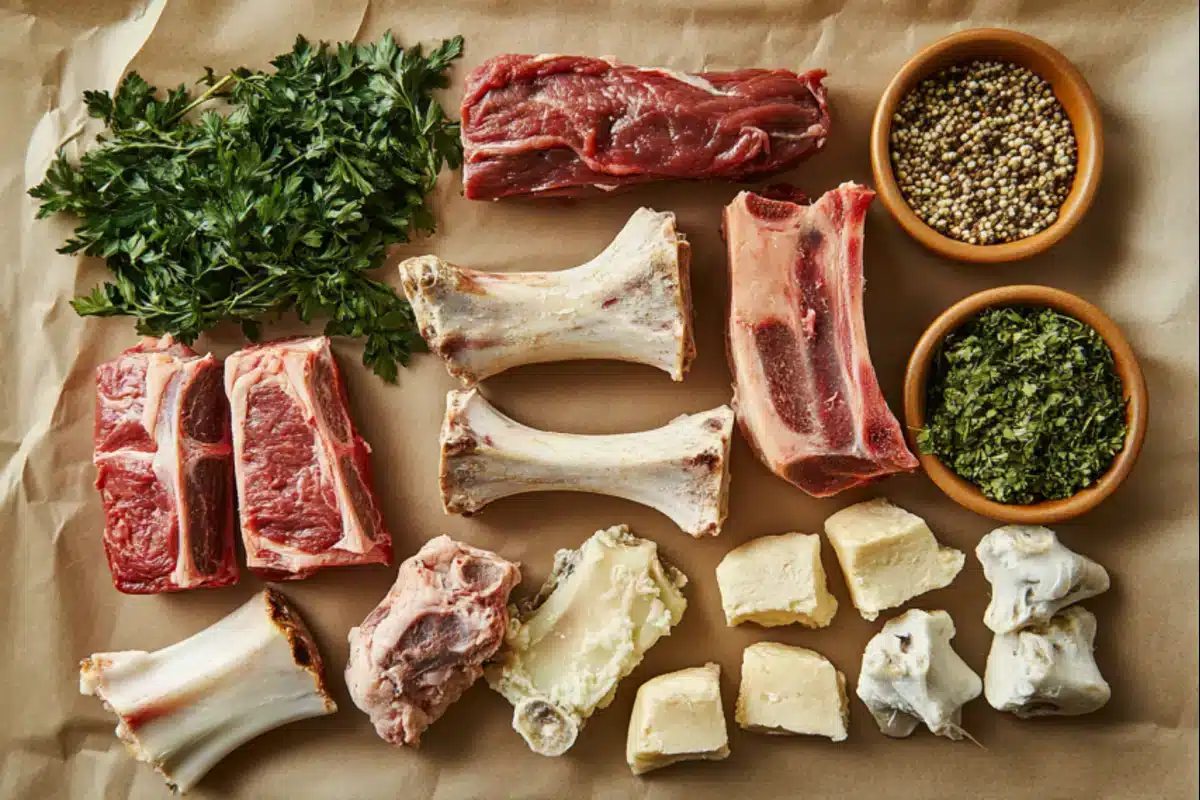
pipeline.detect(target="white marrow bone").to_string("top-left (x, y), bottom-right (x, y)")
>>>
top-left (985, 606), bottom-right (1111, 717)
top-left (486, 525), bottom-right (688, 756)
top-left (976, 525), bottom-right (1110, 634)
top-left (79, 589), bottom-right (336, 793)
top-left (439, 389), bottom-right (734, 537)
top-left (399, 207), bottom-right (695, 383)
top-left (857, 609), bottom-right (982, 740)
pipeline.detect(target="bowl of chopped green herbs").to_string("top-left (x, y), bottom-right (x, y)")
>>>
top-left (905, 285), bottom-right (1147, 523)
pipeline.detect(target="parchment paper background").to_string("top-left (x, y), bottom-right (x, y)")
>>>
top-left (2, 1), bottom-right (1196, 798)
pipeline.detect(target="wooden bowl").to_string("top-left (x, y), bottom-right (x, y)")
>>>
top-left (871, 28), bottom-right (1103, 263)
top-left (904, 285), bottom-right (1147, 524)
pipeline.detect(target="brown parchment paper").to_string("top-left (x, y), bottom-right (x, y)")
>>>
top-left (2, 1), bottom-right (1197, 798)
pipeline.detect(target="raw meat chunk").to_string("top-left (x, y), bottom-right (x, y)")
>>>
top-left (93, 336), bottom-right (237, 593)
top-left (225, 337), bottom-right (391, 579)
top-left (462, 54), bottom-right (830, 200)
top-left (345, 536), bottom-right (520, 746)
top-left (724, 184), bottom-right (918, 497)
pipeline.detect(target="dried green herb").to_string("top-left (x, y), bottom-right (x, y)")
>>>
top-left (917, 306), bottom-right (1127, 504)
top-left (29, 32), bottom-right (464, 382)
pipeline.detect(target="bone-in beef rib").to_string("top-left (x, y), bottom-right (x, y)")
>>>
top-left (225, 336), bottom-right (391, 580)
top-left (93, 335), bottom-right (237, 593)
top-left (346, 536), bottom-right (520, 746)
top-left (461, 54), bottom-right (830, 200)
top-left (724, 184), bottom-right (918, 497)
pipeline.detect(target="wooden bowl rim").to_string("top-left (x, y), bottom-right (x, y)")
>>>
top-left (903, 285), bottom-right (1148, 524)
top-left (870, 27), bottom-right (1104, 264)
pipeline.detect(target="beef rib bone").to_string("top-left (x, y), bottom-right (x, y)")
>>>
top-left (439, 389), bottom-right (733, 537)
top-left (724, 183), bottom-right (918, 497)
top-left (399, 207), bottom-right (694, 384)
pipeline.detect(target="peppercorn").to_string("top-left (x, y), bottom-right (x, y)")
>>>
top-left (889, 60), bottom-right (1078, 245)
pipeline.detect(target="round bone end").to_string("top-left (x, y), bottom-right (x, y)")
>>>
top-left (513, 698), bottom-right (578, 757)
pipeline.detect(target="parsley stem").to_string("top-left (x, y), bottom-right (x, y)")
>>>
top-left (170, 74), bottom-right (234, 124)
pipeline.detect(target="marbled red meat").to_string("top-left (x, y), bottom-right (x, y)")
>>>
top-left (93, 336), bottom-right (237, 593)
top-left (724, 184), bottom-right (918, 497)
top-left (461, 54), bottom-right (830, 200)
top-left (345, 536), bottom-right (520, 746)
top-left (225, 337), bottom-right (391, 580)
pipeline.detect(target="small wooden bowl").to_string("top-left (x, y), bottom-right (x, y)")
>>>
top-left (871, 28), bottom-right (1103, 263)
top-left (904, 285), bottom-right (1148, 524)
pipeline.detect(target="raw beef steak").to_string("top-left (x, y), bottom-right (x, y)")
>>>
top-left (462, 54), bottom-right (830, 200)
top-left (93, 336), bottom-right (237, 593)
top-left (225, 337), bottom-right (391, 580)
top-left (346, 536), bottom-right (520, 746)
top-left (724, 184), bottom-right (918, 497)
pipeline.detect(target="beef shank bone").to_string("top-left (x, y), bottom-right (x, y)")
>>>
top-left (79, 589), bottom-right (336, 793)
top-left (399, 207), bottom-right (694, 384)
top-left (439, 389), bottom-right (733, 537)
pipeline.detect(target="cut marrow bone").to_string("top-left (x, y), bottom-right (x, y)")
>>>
top-left (486, 525), bottom-right (688, 756)
top-left (399, 207), bottom-right (694, 384)
top-left (346, 536), bottom-right (521, 746)
top-left (79, 589), bottom-right (336, 793)
top-left (439, 389), bottom-right (733, 537)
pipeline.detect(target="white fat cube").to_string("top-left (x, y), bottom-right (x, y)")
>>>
top-left (985, 606), bottom-right (1111, 717)
top-left (715, 533), bottom-right (838, 628)
top-left (857, 609), bottom-right (982, 740)
top-left (735, 642), bottom-right (848, 740)
top-left (824, 498), bottom-right (965, 621)
top-left (976, 525), bottom-right (1110, 634)
top-left (626, 663), bottom-right (729, 775)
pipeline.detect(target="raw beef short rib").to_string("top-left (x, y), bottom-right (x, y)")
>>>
top-left (346, 536), bottom-right (520, 746)
top-left (93, 336), bottom-right (237, 593)
top-left (462, 54), bottom-right (830, 200)
top-left (225, 337), bottom-right (391, 580)
top-left (724, 184), bottom-right (918, 497)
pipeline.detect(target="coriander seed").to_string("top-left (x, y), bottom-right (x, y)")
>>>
top-left (890, 60), bottom-right (1078, 245)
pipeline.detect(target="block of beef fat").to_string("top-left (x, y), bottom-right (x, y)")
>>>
top-left (93, 335), bottom-right (237, 593)
top-left (461, 54), bottom-right (829, 200)
top-left (724, 184), bottom-right (918, 497)
top-left (225, 337), bottom-right (391, 579)
top-left (346, 536), bottom-right (520, 746)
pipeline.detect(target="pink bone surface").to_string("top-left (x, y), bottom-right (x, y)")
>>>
top-left (461, 54), bottom-right (829, 200)
top-left (345, 536), bottom-right (520, 746)
top-left (724, 184), bottom-right (918, 497)
top-left (93, 335), bottom-right (237, 594)
top-left (224, 336), bottom-right (391, 580)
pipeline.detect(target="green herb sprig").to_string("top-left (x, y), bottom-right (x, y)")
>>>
top-left (30, 32), bottom-right (464, 382)
top-left (917, 306), bottom-right (1128, 504)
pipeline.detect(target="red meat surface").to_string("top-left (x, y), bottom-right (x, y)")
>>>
top-left (225, 337), bottom-right (391, 580)
top-left (724, 184), bottom-right (918, 497)
top-left (93, 336), bottom-right (237, 593)
top-left (462, 54), bottom-right (830, 200)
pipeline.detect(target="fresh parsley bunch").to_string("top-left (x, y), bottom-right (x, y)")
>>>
top-left (918, 307), bottom-right (1128, 504)
top-left (30, 33), bottom-right (464, 381)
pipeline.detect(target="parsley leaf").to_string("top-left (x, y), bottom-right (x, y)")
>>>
top-left (29, 32), bottom-right (464, 381)
top-left (917, 307), bottom-right (1128, 504)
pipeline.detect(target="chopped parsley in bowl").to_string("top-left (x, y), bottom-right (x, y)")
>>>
top-left (918, 306), bottom-right (1127, 505)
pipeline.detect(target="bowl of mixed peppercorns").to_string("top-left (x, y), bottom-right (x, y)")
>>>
top-left (904, 285), bottom-right (1148, 524)
top-left (871, 28), bottom-right (1103, 262)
